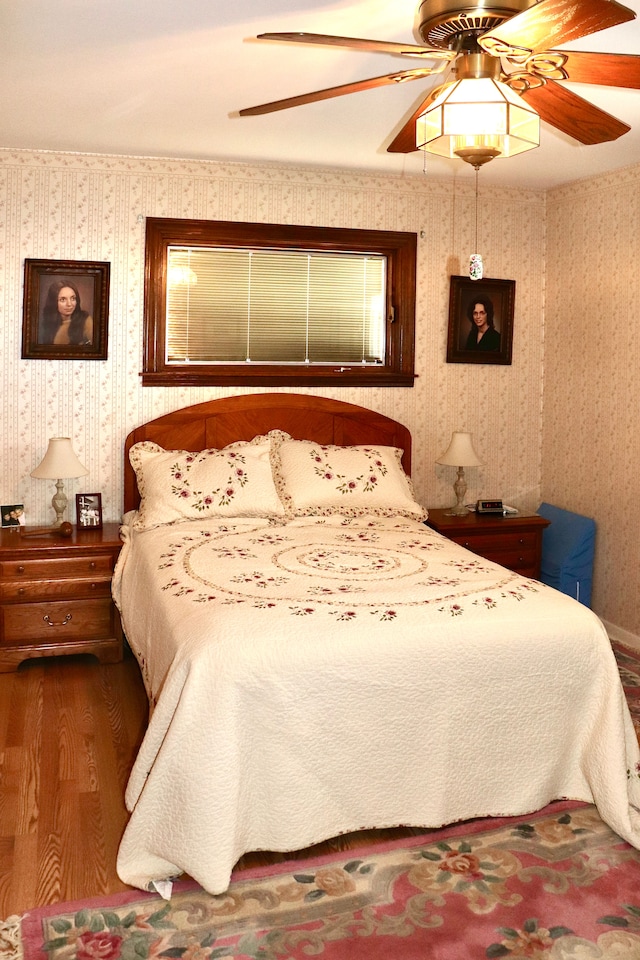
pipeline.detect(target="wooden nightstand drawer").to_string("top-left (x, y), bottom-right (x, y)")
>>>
top-left (479, 546), bottom-right (538, 573)
top-left (0, 554), bottom-right (114, 582)
top-left (0, 598), bottom-right (115, 644)
top-left (452, 532), bottom-right (538, 572)
top-left (453, 531), bottom-right (537, 556)
top-left (0, 577), bottom-right (112, 601)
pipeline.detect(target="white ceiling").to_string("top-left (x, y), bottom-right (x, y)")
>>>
top-left (2, 0), bottom-right (640, 189)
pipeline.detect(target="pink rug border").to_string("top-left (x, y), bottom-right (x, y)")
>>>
top-left (18, 798), bottom-right (586, 925)
top-left (609, 638), bottom-right (640, 664)
top-left (611, 638), bottom-right (640, 656)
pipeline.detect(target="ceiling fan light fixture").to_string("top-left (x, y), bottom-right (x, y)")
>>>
top-left (454, 142), bottom-right (502, 166)
top-left (416, 60), bottom-right (540, 165)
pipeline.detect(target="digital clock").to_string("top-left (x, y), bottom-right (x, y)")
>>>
top-left (477, 499), bottom-right (504, 514)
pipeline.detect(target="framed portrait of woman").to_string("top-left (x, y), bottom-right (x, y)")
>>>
top-left (447, 275), bottom-right (515, 365)
top-left (21, 259), bottom-right (111, 360)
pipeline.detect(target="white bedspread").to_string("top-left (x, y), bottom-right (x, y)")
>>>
top-left (113, 514), bottom-right (640, 895)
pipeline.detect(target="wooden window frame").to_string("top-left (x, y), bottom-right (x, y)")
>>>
top-left (142, 218), bottom-right (417, 388)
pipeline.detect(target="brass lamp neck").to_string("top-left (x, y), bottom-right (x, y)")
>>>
top-left (454, 53), bottom-right (501, 80)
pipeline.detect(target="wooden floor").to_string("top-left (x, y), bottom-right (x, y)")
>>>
top-left (0, 651), bottom-right (422, 919)
top-left (0, 653), bottom-right (147, 918)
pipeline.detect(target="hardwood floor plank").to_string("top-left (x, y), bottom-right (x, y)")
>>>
top-left (0, 837), bottom-right (14, 911)
top-left (16, 672), bottom-right (42, 838)
top-left (78, 790), bottom-right (113, 897)
top-left (0, 670), bottom-right (13, 745)
top-left (10, 834), bottom-right (40, 918)
top-left (0, 748), bottom-right (20, 839)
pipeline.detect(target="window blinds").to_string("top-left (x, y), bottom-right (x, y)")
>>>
top-left (166, 246), bottom-right (386, 365)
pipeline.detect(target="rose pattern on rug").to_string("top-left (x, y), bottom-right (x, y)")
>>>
top-left (15, 802), bottom-right (640, 960)
top-left (612, 640), bottom-right (640, 739)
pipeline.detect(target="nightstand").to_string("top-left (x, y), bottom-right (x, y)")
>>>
top-left (425, 508), bottom-right (550, 578)
top-left (0, 522), bottom-right (123, 672)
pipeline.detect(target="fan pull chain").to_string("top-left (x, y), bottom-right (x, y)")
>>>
top-left (475, 166), bottom-right (478, 251)
top-left (469, 166), bottom-right (483, 281)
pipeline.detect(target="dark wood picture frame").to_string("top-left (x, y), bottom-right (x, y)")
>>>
top-left (447, 275), bottom-right (515, 365)
top-left (22, 259), bottom-right (110, 360)
top-left (76, 493), bottom-right (103, 529)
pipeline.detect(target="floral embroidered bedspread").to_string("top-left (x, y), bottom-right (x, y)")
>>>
top-left (113, 514), bottom-right (640, 896)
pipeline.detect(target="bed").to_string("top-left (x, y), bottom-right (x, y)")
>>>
top-left (113, 393), bottom-right (640, 896)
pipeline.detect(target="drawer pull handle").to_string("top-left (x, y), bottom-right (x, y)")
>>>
top-left (17, 565), bottom-right (25, 574)
top-left (43, 613), bottom-right (72, 628)
top-left (89, 561), bottom-right (96, 570)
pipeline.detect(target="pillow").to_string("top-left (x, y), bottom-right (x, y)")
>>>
top-left (272, 439), bottom-right (426, 520)
top-left (129, 431), bottom-right (289, 530)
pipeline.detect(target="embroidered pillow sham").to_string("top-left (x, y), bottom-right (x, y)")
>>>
top-left (272, 439), bottom-right (426, 520)
top-left (129, 431), bottom-right (289, 530)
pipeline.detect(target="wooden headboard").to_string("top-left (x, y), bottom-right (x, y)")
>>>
top-left (124, 393), bottom-right (412, 513)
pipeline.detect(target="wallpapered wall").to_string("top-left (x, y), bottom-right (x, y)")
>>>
top-left (2, 148), bottom-right (637, 639)
top-left (0, 149), bottom-right (546, 538)
top-left (543, 163), bottom-right (640, 641)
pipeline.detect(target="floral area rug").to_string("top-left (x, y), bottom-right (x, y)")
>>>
top-left (5, 800), bottom-right (640, 960)
top-left (612, 639), bottom-right (640, 736)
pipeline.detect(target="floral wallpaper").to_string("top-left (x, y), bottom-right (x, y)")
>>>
top-left (21, 149), bottom-right (640, 632)
top-left (0, 148), bottom-right (546, 526)
top-left (543, 162), bottom-right (640, 643)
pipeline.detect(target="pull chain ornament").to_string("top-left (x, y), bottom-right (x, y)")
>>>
top-left (469, 166), bottom-right (483, 280)
top-left (469, 252), bottom-right (483, 280)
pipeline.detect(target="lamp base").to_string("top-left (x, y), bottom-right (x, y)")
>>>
top-left (445, 504), bottom-right (471, 517)
top-left (51, 478), bottom-right (68, 527)
top-left (445, 467), bottom-right (469, 516)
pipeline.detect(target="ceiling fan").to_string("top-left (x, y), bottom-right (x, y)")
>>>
top-left (239, 0), bottom-right (640, 161)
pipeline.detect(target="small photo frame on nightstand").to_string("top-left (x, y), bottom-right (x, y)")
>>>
top-left (76, 493), bottom-right (103, 529)
top-left (1, 504), bottom-right (25, 527)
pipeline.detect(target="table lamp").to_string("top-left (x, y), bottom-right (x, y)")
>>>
top-left (436, 431), bottom-right (483, 516)
top-left (31, 438), bottom-right (88, 526)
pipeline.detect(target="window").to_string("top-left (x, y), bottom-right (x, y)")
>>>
top-left (143, 218), bottom-right (417, 387)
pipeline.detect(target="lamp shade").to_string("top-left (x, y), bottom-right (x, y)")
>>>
top-left (31, 438), bottom-right (88, 480)
top-left (436, 431), bottom-right (483, 468)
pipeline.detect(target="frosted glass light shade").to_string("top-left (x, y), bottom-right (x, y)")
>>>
top-left (436, 431), bottom-right (483, 468)
top-left (31, 438), bottom-right (88, 480)
top-left (416, 55), bottom-right (539, 167)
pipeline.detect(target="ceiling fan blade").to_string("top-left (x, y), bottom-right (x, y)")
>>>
top-left (559, 50), bottom-right (640, 88)
top-left (387, 85), bottom-right (447, 153)
top-left (256, 32), bottom-right (455, 61)
top-left (238, 68), bottom-right (440, 117)
top-left (522, 78), bottom-right (630, 143)
top-left (480, 0), bottom-right (635, 58)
